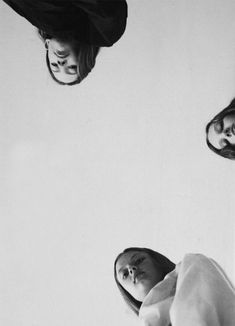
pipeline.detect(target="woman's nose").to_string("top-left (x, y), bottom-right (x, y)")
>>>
top-left (128, 265), bottom-right (137, 275)
top-left (224, 128), bottom-right (232, 137)
top-left (57, 59), bottom-right (66, 66)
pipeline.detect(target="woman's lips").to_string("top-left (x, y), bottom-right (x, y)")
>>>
top-left (55, 50), bottom-right (69, 58)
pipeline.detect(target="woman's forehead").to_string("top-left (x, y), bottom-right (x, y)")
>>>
top-left (224, 112), bottom-right (235, 121)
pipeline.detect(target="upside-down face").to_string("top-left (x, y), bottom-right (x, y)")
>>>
top-left (207, 113), bottom-right (235, 149)
top-left (46, 38), bottom-right (79, 84)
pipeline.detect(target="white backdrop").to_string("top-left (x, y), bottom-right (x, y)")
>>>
top-left (0, 1), bottom-right (235, 326)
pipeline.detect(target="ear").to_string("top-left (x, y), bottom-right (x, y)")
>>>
top-left (45, 39), bottom-right (50, 49)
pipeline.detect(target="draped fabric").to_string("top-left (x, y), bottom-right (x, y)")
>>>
top-left (139, 254), bottom-right (235, 326)
top-left (2, 0), bottom-right (128, 46)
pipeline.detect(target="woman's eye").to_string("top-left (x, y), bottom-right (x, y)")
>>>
top-left (219, 138), bottom-right (229, 148)
top-left (123, 271), bottom-right (128, 279)
top-left (232, 124), bottom-right (235, 134)
top-left (50, 63), bottom-right (59, 72)
top-left (67, 65), bottom-right (77, 74)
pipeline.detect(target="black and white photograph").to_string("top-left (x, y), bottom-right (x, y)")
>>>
top-left (0, 1), bottom-right (234, 326)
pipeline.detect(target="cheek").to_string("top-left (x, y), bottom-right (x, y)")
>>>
top-left (118, 277), bottom-right (135, 296)
top-left (47, 50), bottom-right (55, 63)
top-left (126, 283), bottom-right (145, 301)
top-left (68, 50), bottom-right (77, 63)
top-left (117, 276), bottom-right (124, 288)
top-left (147, 263), bottom-right (163, 284)
top-left (120, 280), bottom-right (135, 298)
top-left (208, 125), bottom-right (221, 149)
top-left (117, 274), bottom-right (128, 291)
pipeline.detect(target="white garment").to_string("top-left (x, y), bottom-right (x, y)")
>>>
top-left (139, 254), bottom-right (235, 326)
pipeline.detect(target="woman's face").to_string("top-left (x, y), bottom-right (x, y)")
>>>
top-left (116, 251), bottom-right (164, 302)
top-left (46, 39), bottom-right (79, 84)
top-left (207, 112), bottom-right (235, 149)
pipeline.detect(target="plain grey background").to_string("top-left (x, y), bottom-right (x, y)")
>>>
top-left (0, 1), bottom-right (234, 325)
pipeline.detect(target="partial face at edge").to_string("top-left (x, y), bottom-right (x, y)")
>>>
top-left (46, 38), bottom-right (79, 84)
top-left (116, 251), bottom-right (164, 302)
top-left (207, 113), bottom-right (235, 149)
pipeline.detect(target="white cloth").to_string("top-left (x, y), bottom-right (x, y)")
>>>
top-left (139, 254), bottom-right (235, 326)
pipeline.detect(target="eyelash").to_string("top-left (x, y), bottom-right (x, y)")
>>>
top-left (220, 139), bottom-right (230, 147)
top-left (68, 66), bottom-right (77, 73)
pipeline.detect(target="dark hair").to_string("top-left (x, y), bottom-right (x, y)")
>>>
top-left (206, 98), bottom-right (235, 159)
top-left (38, 30), bottom-right (100, 86)
top-left (114, 247), bottom-right (175, 316)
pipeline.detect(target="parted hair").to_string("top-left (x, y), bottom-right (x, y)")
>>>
top-left (114, 247), bottom-right (175, 316)
top-left (38, 30), bottom-right (100, 85)
top-left (206, 98), bottom-right (235, 160)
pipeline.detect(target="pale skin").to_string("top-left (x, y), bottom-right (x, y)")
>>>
top-left (116, 251), bottom-right (164, 301)
top-left (46, 39), bottom-right (79, 84)
top-left (208, 113), bottom-right (235, 149)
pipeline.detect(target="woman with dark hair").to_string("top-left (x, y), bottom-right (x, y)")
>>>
top-left (206, 99), bottom-right (235, 159)
top-left (114, 247), bottom-right (235, 325)
top-left (3, 0), bottom-right (128, 85)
